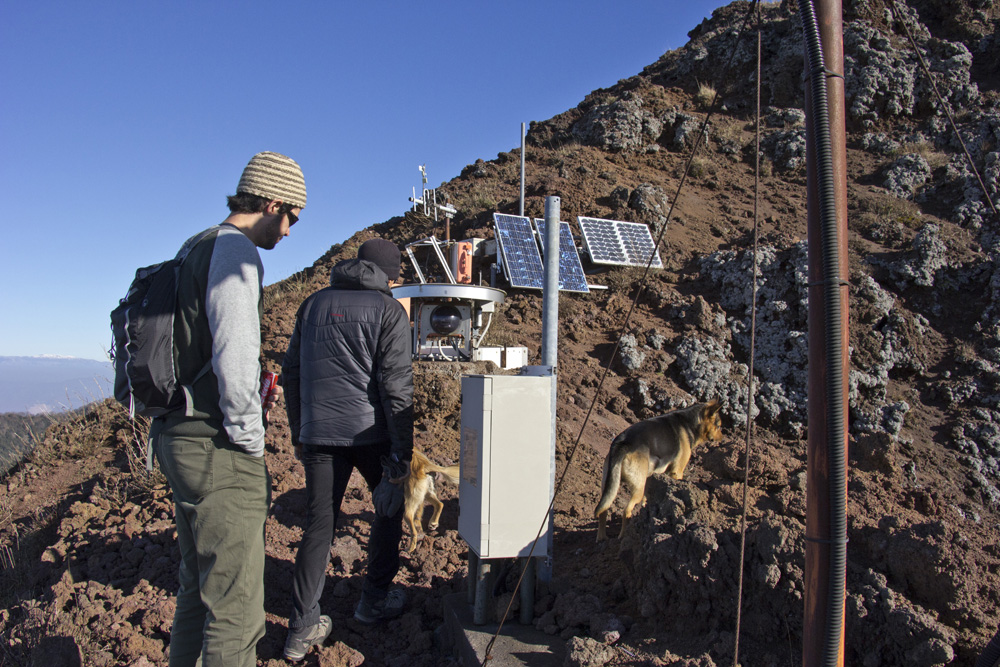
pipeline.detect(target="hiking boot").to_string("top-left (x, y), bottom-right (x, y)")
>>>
top-left (283, 615), bottom-right (332, 662)
top-left (353, 589), bottom-right (406, 624)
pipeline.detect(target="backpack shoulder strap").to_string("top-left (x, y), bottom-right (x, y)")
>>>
top-left (175, 225), bottom-right (224, 264)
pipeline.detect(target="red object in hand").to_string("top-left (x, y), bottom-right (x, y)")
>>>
top-left (260, 371), bottom-right (277, 419)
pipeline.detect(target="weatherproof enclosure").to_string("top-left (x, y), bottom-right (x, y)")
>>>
top-left (458, 374), bottom-right (554, 559)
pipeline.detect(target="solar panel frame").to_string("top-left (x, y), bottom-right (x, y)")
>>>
top-left (533, 219), bottom-right (590, 293)
top-left (578, 216), bottom-right (663, 269)
top-left (493, 213), bottom-right (545, 290)
top-left (617, 220), bottom-right (664, 269)
top-left (578, 217), bottom-right (627, 265)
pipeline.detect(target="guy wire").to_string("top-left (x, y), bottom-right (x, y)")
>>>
top-left (889, 0), bottom-right (998, 220)
top-left (733, 4), bottom-right (763, 665)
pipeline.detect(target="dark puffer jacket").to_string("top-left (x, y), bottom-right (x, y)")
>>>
top-left (282, 258), bottom-right (413, 460)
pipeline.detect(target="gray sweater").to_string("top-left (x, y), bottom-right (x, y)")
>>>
top-left (156, 224), bottom-right (267, 456)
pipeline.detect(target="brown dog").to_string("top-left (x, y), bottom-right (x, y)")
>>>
top-left (404, 450), bottom-right (460, 553)
top-left (594, 400), bottom-right (723, 541)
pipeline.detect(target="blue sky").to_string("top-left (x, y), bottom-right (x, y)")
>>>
top-left (0, 1), bottom-right (730, 361)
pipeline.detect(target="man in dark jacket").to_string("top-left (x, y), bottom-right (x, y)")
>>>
top-left (281, 238), bottom-right (413, 661)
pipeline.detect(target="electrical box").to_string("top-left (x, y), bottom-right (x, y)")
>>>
top-left (458, 374), bottom-right (554, 559)
top-left (471, 345), bottom-right (529, 370)
top-left (451, 240), bottom-right (474, 284)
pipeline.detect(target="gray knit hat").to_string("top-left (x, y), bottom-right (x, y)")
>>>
top-left (358, 238), bottom-right (402, 282)
top-left (237, 151), bottom-right (307, 208)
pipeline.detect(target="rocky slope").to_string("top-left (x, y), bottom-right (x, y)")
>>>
top-left (3, 0), bottom-right (1000, 665)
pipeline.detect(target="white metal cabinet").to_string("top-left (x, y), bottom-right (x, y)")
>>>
top-left (458, 374), bottom-right (554, 559)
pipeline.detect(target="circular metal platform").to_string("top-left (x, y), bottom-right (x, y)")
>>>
top-left (392, 283), bottom-right (506, 305)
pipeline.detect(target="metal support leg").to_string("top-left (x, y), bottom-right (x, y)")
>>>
top-left (473, 560), bottom-right (492, 625)
top-left (467, 550), bottom-right (478, 605)
top-left (519, 557), bottom-right (536, 625)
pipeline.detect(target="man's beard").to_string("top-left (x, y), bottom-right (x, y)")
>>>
top-left (261, 217), bottom-right (283, 249)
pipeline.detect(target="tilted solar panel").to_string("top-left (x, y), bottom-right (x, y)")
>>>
top-left (578, 217), bottom-right (627, 265)
top-left (617, 220), bottom-right (664, 268)
top-left (533, 219), bottom-right (590, 293)
top-left (494, 213), bottom-right (545, 290)
top-left (578, 216), bottom-right (663, 269)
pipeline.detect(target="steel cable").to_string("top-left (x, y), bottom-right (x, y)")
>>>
top-left (732, 5), bottom-right (763, 665)
top-left (888, 0), bottom-right (999, 221)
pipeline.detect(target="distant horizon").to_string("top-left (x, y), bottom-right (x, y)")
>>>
top-left (1, 354), bottom-right (109, 362)
top-left (0, 356), bottom-right (114, 414)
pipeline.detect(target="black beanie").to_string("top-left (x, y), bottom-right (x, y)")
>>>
top-left (358, 238), bottom-right (401, 282)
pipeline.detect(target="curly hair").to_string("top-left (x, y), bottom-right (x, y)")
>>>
top-left (226, 192), bottom-right (272, 214)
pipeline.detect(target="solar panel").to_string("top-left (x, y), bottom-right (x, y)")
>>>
top-left (578, 217), bottom-right (627, 265)
top-left (618, 220), bottom-right (664, 268)
top-left (494, 214), bottom-right (544, 289)
top-left (533, 219), bottom-right (590, 293)
top-left (578, 217), bottom-right (663, 269)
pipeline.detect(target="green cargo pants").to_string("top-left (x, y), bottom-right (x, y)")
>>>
top-left (154, 430), bottom-right (271, 667)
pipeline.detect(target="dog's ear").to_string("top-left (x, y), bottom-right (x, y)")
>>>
top-left (704, 399), bottom-right (721, 417)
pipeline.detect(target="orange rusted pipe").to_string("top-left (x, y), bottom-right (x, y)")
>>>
top-left (802, 0), bottom-right (849, 665)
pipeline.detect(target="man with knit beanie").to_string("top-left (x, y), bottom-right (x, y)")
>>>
top-left (149, 151), bottom-right (306, 667)
top-left (281, 238), bottom-right (414, 661)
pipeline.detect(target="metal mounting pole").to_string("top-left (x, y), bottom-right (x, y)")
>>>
top-left (541, 196), bottom-right (560, 366)
top-left (473, 559), bottom-right (493, 625)
top-left (519, 557), bottom-right (536, 625)
top-left (467, 550), bottom-right (478, 605)
top-left (539, 195), bottom-right (560, 584)
top-left (520, 123), bottom-right (526, 217)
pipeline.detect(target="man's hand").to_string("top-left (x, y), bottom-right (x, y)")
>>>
top-left (372, 454), bottom-right (409, 517)
top-left (263, 382), bottom-right (283, 425)
top-left (294, 443), bottom-right (302, 461)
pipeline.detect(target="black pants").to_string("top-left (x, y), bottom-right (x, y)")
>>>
top-left (289, 443), bottom-right (403, 630)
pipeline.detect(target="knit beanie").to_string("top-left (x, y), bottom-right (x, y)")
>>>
top-left (358, 239), bottom-right (402, 282)
top-left (237, 151), bottom-right (307, 208)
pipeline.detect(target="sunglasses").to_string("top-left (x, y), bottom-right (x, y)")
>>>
top-left (278, 204), bottom-right (299, 226)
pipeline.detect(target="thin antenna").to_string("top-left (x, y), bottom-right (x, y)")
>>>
top-left (408, 164), bottom-right (458, 226)
top-left (520, 123), bottom-right (526, 216)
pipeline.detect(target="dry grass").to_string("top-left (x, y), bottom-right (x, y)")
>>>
top-left (713, 121), bottom-right (745, 154)
top-left (863, 196), bottom-right (923, 230)
top-left (460, 183), bottom-right (507, 212)
top-left (695, 82), bottom-right (717, 110)
top-left (758, 156), bottom-right (774, 178)
top-left (603, 266), bottom-right (650, 295)
top-left (263, 273), bottom-right (313, 311)
top-left (688, 155), bottom-right (716, 179)
top-left (0, 501), bottom-right (52, 663)
top-left (892, 140), bottom-right (951, 170)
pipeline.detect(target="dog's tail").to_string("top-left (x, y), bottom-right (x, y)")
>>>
top-left (427, 462), bottom-right (460, 486)
top-left (594, 435), bottom-right (629, 519)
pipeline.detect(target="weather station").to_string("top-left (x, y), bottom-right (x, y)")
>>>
top-left (452, 208), bottom-right (665, 627)
top-left (393, 166), bottom-right (527, 369)
top-left (398, 161), bottom-right (665, 633)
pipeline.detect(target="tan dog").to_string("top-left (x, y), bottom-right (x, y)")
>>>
top-left (594, 400), bottom-right (723, 541)
top-left (404, 450), bottom-right (460, 553)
